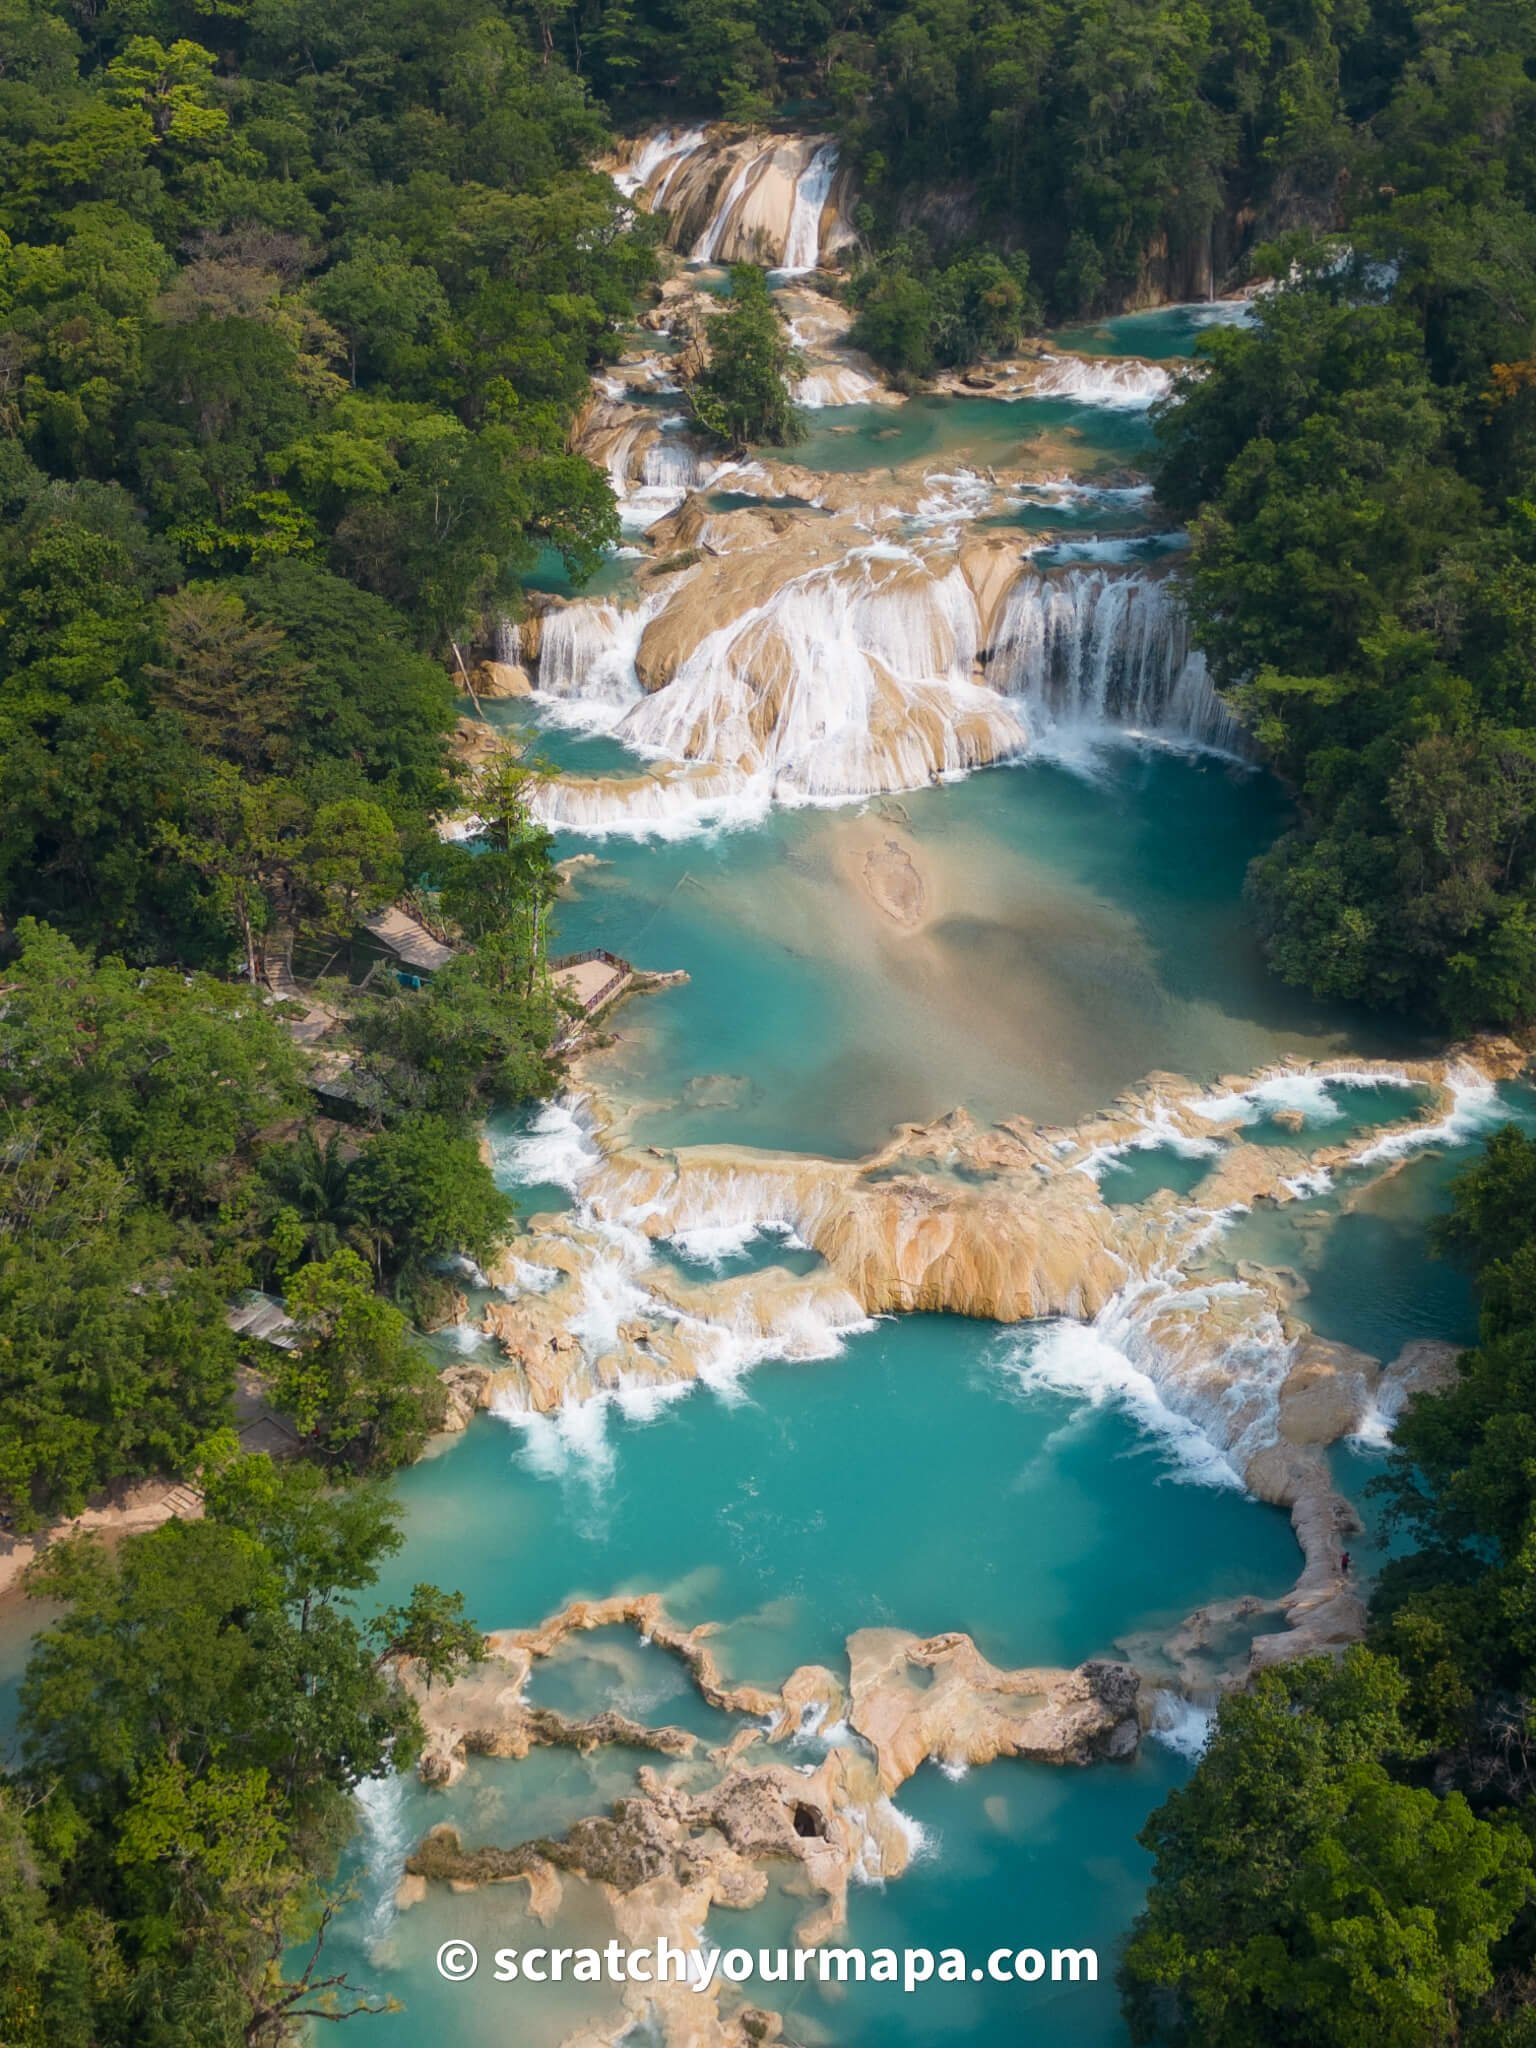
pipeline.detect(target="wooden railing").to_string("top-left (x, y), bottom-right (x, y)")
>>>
top-left (549, 947), bottom-right (631, 1015)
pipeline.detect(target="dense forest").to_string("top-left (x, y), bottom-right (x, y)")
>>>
top-left (0, 8), bottom-right (626, 2029)
top-left (576, 0), bottom-right (1534, 316)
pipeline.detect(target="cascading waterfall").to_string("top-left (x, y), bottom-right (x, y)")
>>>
top-left (525, 563), bottom-right (1246, 830)
top-left (596, 417), bottom-right (720, 529)
top-left (1009, 1259), bottom-right (1299, 1492)
top-left (533, 597), bottom-right (659, 722)
top-left (601, 420), bottom-right (647, 504)
top-left (612, 126), bottom-right (708, 201)
top-left (988, 568), bottom-right (1245, 752)
top-left (492, 615), bottom-right (521, 665)
top-left (640, 436), bottom-right (711, 491)
top-left (613, 553), bottom-right (1026, 805)
top-left (691, 152), bottom-right (763, 263)
top-left (1027, 357), bottom-right (1175, 409)
top-left (777, 141), bottom-right (839, 274)
top-left (353, 1773), bottom-right (411, 1951)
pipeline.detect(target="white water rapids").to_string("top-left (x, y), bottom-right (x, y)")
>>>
top-left (526, 556), bottom-right (1244, 833)
top-left (616, 130), bottom-right (849, 270)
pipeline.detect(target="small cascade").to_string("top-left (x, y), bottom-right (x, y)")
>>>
top-left (1028, 356), bottom-right (1175, 409)
top-left (534, 598), bottom-right (657, 721)
top-left (691, 152), bottom-right (764, 263)
top-left (1011, 1256), bottom-right (1297, 1493)
top-left (989, 568), bottom-right (1244, 753)
top-left (353, 1773), bottom-right (410, 1953)
top-left (492, 614), bottom-right (521, 665)
top-left (795, 362), bottom-right (883, 407)
top-left (590, 414), bottom-right (719, 529)
top-left (600, 419), bottom-right (648, 503)
top-left (777, 141), bottom-right (839, 274)
top-left (613, 553), bottom-right (1025, 806)
top-left (612, 126), bottom-right (708, 201)
top-left (641, 435), bottom-right (710, 492)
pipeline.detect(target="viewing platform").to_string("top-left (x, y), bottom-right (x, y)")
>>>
top-left (551, 947), bottom-right (688, 1047)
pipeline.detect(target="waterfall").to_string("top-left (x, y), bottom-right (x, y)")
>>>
top-left (1027, 357), bottom-right (1175, 409)
top-left (613, 553), bottom-right (1025, 805)
top-left (612, 127), bottom-right (708, 202)
top-left (691, 153), bottom-right (763, 263)
top-left (989, 569), bottom-right (1244, 753)
top-left (526, 562), bottom-right (1245, 833)
top-left (534, 598), bottom-right (659, 724)
top-left (600, 420), bottom-right (647, 501)
top-left (777, 142), bottom-right (839, 274)
top-left (640, 435), bottom-right (710, 491)
top-left (1008, 1259), bottom-right (1297, 1492)
top-left (354, 1773), bottom-right (410, 1951)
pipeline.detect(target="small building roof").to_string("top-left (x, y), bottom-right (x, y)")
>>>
top-left (360, 905), bottom-right (457, 975)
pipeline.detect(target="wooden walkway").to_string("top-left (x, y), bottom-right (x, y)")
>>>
top-left (261, 922), bottom-right (340, 1045)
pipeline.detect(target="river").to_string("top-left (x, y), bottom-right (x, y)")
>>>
top-left (313, 180), bottom-right (1522, 2048)
top-left (0, 141), bottom-right (1517, 2048)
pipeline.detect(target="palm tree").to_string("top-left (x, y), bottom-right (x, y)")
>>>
top-left (262, 1130), bottom-right (362, 1267)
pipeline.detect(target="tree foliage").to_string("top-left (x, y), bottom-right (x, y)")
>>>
top-left (1, 1464), bottom-right (481, 2048)
top-left (687, 264), bottom-right (804, 450)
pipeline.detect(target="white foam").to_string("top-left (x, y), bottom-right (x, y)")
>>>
top-left (1006, 1317), bottom-right (1245, 1489)
top-left (1026, 355), bottom-right (1174, 409)
top-left (1187, 1068), bottom-right (1413, 1127)
top-left (440, 1322), bottom-right (487, 1355)
top-left (490, 1098), bottom-right (603, 1193)
top-left (1148, 1690), bottom-right (1215, 1759)
top-left (534, 550), bottom-right (1030, 834)
top-left (1074, 1102), bottom-right (1222, 1181)
top-left (496, 1388), bottom-right (619, 1485)
top-left (1346, 1377), bottom-right (1407, 1452)
top-left (1186, 298), bottom-right (1257, 327)
top-left (502, 1257), bottom-right (559, 1296)
top-left (881, 1798), bottom-right (937, 1865)
top-left (1350, 1064), bottom-right (1501, 1165)
top-left (354, 1773), bottom-right (410, 1950)
top-left (667, 1217), bottom-right (807, 1267)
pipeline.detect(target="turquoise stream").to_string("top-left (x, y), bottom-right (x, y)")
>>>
top-left (771, 393), bottom-right (1152, 478)
top-left (0, 303), bottom-right (1496, 2048)
top-left (525, 743), bottom-right (1410, 1157)
top-left (1049, 300), bottom-right (1256, 360)
top-left (317, 301), bottom-right (1487, 2048)
top-left (327, 1312), bottom-right (1300, 2048)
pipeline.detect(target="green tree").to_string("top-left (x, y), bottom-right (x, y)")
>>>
top-left (12, 1470), bottom-right (465, 2046)
top-left (687, 264), bottom-right (805, 451)
top-left (1122, 1652), bottom-right (1533, 2046)
top-left (309, 235), bottom-right (448, 387)
top-left (299, 798), bottom-right (402, 931)
top-left (278, 1249), bottom-right (444, 1470)
top-left (0, 1126), bottom-right (237, 1529)
top-left (344, 1117), bottom-right (510, 1285)
top-left (372, 1583), bottom-right (486, 1688)
top-left (144, 584), bottom-right (302, 769)
top-left (0, 920), bottom-right (302, 1210)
